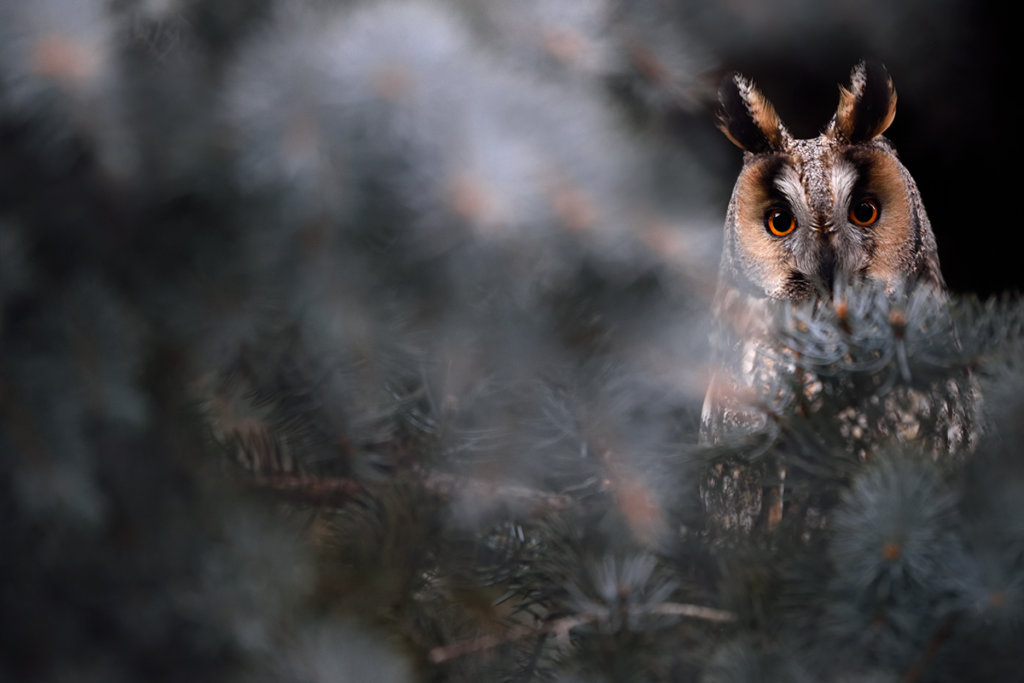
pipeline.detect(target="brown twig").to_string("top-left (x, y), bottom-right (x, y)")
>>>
top-left (248, 474), bottom-right (365, 506)
top-left (420, 471), bottom-right (574, 514)
top-left (247, 470), bottom-right (575, 515)
top-left (428, 602), bottom-right (736, 664)
top-left (902, 612), bottom-right (958, 683)
top-left (429, 614), bottom-right (594, 664)
top-left (651, 602), bottom-right (737, 623)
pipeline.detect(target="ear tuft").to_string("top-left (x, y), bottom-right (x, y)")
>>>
top-left (832, 61), bottom-right (897, 142)
top-left (717, 73), bottom-right (789, 153)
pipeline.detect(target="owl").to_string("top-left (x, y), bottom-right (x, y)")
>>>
top-left (699, 62), bottom-right (975, 534)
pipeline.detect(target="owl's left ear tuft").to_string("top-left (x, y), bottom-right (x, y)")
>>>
top-left (832, 61), bottom-right (897, 143)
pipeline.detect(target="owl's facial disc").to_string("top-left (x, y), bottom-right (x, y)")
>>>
top-left (731, 140), bottom-right (915, 300)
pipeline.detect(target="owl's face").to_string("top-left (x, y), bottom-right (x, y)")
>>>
top-left (716, 62), bottom-right (944, 301)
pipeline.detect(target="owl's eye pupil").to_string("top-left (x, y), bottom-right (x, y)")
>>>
top-left (850, 198), bottom-right (880, 226)
top-left (765, 208), bottom-right (796, 237)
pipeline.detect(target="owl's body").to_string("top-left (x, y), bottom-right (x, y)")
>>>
top-left (700, 63), bottom-right (974, 533)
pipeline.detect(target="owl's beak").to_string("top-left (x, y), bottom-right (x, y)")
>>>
top-left (816, 247), bottom-right (837, 293)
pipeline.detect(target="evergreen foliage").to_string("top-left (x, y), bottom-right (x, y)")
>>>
top-left (1, 1), bottom-right (1018, 681)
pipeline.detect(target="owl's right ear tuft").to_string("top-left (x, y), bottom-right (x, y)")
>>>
top-left (717, 73), bottom-right (789, 153)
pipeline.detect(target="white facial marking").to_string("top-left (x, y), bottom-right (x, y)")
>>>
top-left (774, 165), bottom-right (805, 214)
top-left (831, 159), bottom-right (859, 222)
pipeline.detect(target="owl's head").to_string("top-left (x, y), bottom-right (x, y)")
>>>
top-left (716, 62), bottom-right (944, 301)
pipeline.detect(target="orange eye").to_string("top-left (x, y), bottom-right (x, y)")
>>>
top-left (849, 198), bottom-right (880, 226)
top-left (765, 208), bottom-right (796, 237)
